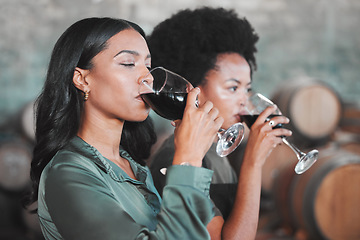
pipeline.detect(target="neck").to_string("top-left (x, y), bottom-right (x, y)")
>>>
top-left (78, 114), bottom-right (124, 162)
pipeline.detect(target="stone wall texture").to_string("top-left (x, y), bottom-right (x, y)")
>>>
top-left (1, 0), bottom-right (359, 123)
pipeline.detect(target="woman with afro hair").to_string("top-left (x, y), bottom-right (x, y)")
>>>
top-left (148, 7), bottom-right (292, 239)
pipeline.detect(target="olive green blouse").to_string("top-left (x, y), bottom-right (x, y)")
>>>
top-left (37, 136), bottom-right (215, 239)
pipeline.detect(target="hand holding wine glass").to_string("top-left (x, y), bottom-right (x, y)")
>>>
top-left (171, 87), bottom-right (224, 166)
top-left (139, 67), bottom-right (245, 158)
top-left (242, 93), bottom-right (318, 174)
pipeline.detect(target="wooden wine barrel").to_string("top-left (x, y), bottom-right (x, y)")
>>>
top-left (0, 136), bottom-right (32, 192)
top-left (271, 78), bottom-right (342, 147)
top-left (332, 131), bottom-right (360, 155)
top-left (0, 100), bottom-right (36, 143)
top-left (273, 146), bottom-right (360, 240)
top-left (340, 101), bottom-right (360, 134)
top-left (20, 100), bottom-right (36, 142)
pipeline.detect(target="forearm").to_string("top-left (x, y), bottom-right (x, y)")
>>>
top-left (221, 159), bottom-right (262, 240)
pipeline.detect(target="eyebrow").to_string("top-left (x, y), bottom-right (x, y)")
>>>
top-left (227, 79), bottom-right (240, 84)
top-left (226, 78), bottom-right (252, 86)
top-left (114, 50), bottom-right (151, 59)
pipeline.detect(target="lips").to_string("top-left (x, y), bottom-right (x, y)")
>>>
top-left (136, 95), bottom-right (150, 109)
top-left (135, 95), bottom-right (144, 103)
top-left (136, 93), bottom-right (145, 101)
top-left (235, 114), bottom-right (243, 122)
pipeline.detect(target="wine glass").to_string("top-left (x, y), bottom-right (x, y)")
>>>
top-left (139, 66), bottom-right (245, 157)
top-left (242, 92), bottom-right (318, 174)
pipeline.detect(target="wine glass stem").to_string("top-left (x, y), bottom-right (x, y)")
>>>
top-left (217, 128), bottom-right (228, 140)
top-left (282, 137), bottom-right (304, 160)
top-left (218, 128), bottom-right (225, 135)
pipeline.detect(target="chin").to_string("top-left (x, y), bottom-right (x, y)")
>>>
top-left (223, 120), bottom-right (238, 129)
top-left (222, 123), bottom-right (232, 130)
top-left (133, 111), bottom-right (150, 122)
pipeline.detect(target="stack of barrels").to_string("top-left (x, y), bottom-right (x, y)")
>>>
top-left (0, 101), bottom-right (43, 240)
top-left (256, 78), bottom-right (360, 240)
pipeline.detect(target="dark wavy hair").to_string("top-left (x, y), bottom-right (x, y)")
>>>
top-left (147, 7), bottom-right (259, 86)
top-left (24, 17), bottom-right (156, 209)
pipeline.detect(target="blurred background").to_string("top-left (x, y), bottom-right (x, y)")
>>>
top-left (0, 0), bottom-right (359, 239)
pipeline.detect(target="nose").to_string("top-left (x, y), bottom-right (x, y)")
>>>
top-left (238, 89), bottom-right (249, 107)
top-left (139, 66), bottom-right (154, 85)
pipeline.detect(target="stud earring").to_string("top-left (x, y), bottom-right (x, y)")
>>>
top-left (84, 91), bottom-right (89, 101)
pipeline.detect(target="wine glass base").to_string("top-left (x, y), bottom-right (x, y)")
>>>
top-left (294, 149), bottom-right (319, 174)
top-left (216, 123), bottom-right (245, 157)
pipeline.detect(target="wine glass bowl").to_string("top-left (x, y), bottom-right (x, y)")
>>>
top-left (243, 92), bottom-right (318, 174)
top-left (139, 67), bottom-right (191, 120)
top-left (139, 67), bottom-right (245, 157)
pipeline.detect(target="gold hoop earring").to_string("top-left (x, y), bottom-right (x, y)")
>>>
top-left (84, 91), bottom-right (89, 101)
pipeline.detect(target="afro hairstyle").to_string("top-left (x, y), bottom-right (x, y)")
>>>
top-left (147, 7), bottom-right (259, 87)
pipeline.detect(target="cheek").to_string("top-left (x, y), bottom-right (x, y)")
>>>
top-left (214, 94), bottom-right (242, 127)
top-left (95, 80), bottom-right (125, 105)
top-left (217, 97), bottom-right (236, 117)
top-left (207, 94), bottom-right (235, 121)
top-left (211, 90), bottom-right (235, 109)
top-left (90, 76), bottom-right (133, 113)
top-left (200, 87), bottom-right (232, 114)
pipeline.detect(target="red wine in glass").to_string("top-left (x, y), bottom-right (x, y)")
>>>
top-left (140, 92), bottom-right (187, 120)
top-left (242, 114), bottom-right (286, 138)
top-left (242, 114), bottom-right (282, 129)
top-left (139, 67), bottom-right (245, 157)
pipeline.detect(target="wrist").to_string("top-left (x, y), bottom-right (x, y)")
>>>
top-left (179, 162), bottom-right (191, 166)
top-left (242, 157), bottom-right (264, 171)
top-left (173, 152), bottom-right (202, 167)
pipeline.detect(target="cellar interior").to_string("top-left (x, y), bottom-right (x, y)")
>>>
top-left (1, 1), bottom-right (359, 239)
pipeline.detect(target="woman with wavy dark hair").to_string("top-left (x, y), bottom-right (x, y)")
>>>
top-left (148, 7), bottom-right (292, 239)
top-left (24, 17), bottom-right (223, 239)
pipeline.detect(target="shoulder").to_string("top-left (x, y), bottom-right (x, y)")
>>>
top-left (43, 148), bottom-right (106, 185)
top-left (51, 149), bottom-right (98, 170)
